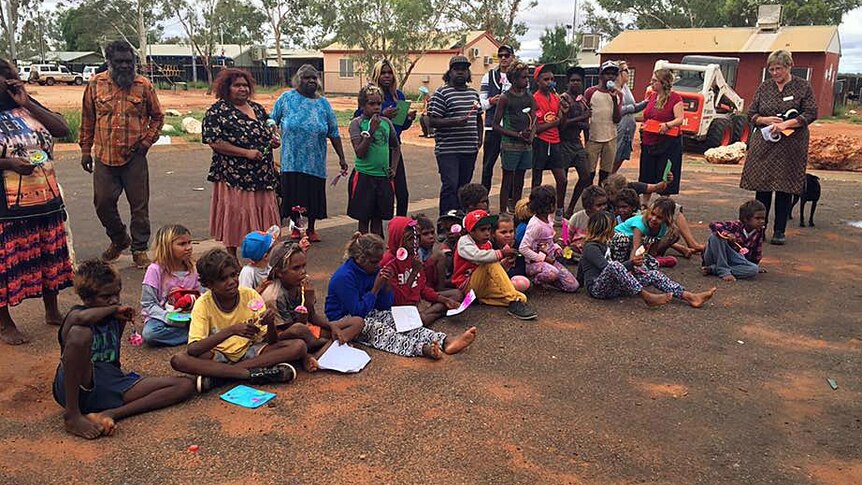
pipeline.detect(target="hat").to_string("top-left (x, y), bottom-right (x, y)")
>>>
top-left (241, 231), bottom-right (274, 261)
top-left (497, 44), bottom-right (515, 54)
top-left (438, 209), bottom-right (464, 224)
top-left (600, 60), bottom-right (619, 73)
top-left (449, 55), bottom-right (471, 67)
top-left (463, 210), bottom-right (498, 232)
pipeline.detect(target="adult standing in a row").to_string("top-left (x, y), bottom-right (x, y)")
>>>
top-left (584, 61), bottom-right (622, 187)
top-left (740, 49), bottom-right (816, 245)
top-left (202, 68), bottom-right (280, 258)
top-left (271, 64), bottom-right (347, 242)
top-left (639, 69), bottom-right (684, 206)
top-left (613, 61), bottom-right (647, 173)
top-left (354, 60), bottom-right (415, 216)
top-left (80, 40), bottom-right (164, 268)
top-left (479, 44), bottom-right (514, 192)
top-left (429, 56), bottom-right (483, 215)
top-left (0, 59), bottom-right (72, 344)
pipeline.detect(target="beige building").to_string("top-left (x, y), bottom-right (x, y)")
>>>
top-left (321, 31), bottom-right (502, 95)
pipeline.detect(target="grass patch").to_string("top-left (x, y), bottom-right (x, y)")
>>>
top-left (335, 109), bottom-right (357, 127)
top-left (59, 111), bottom-right (81, 143)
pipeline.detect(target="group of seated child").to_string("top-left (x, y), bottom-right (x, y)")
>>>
top-left (52, 175), bottom-right (768, 439)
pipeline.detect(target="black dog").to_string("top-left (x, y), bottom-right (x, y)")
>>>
top-left (789, 174), bottom-right (820, 227)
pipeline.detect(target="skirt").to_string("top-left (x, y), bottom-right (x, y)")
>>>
top-left (0, 211), bottom-right (74, 308)
top-left (209, 182), bottom-right (280, 248)
top-left (279, 172), bottom-right (327, 220)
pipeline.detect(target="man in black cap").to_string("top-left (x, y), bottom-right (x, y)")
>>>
top-left (428, 55), bottom-right (483, 214)
top-left (479, 44), bottom-right (515, 194)
top-left (583, 60), bottom-right (622, 186)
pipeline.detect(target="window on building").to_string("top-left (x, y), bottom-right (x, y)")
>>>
top-left (761, 67), bottom-right (811, 81)
top-left (339, 59), bottom-right (354, 78)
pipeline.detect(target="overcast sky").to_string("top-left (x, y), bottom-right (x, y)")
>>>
top-left (516, 2), bottom-right (862, 73)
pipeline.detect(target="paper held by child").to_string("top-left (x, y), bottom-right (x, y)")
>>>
top-left (391, 306), bottom-right (424, 333)
top-left (662, 160), bottom-right (673, 182)
top-left (446, 289), bottom-right (476, 317)
top-left (392, 100), bottom-right (411, 126)
top-left (317, 342), bottom-right (371, 373)
top-left (220, 385), bottom-right (276, 409)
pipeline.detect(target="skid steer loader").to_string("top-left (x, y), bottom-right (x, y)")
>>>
top-left (651, 56), bottom-right (748, 152)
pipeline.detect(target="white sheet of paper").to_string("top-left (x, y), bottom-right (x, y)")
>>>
top-left (446, 289), bottom-right (476, 316)
top-left (391, 305), bottom-right (424, 333)
top-left (317, 342), bottom-right (371, 373)
top-left (760, 125), bottom-right (780, 142)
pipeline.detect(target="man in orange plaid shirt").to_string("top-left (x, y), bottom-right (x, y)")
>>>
top-left (79, 40), bottom-right (164, 268)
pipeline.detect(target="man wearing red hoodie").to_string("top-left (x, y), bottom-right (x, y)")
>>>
top-left (382, 217), bottom-right (463, 325)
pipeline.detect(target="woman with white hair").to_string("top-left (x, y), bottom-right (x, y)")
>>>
top-left (740, 49), bottom-right (817, 245)
top-left (271, 64), bottom-right (348, 243)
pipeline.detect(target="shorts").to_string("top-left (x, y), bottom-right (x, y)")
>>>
top-left (501, 149), bottom-right (532, 171)
top-left (53, 362), bottom-right (142, 414)
top-left (586, 139), bottom-right (617, 173)
top-left (560, 141), bottom-right (588, 172)
top-left (347, 170), bottom-right (395, 221)
top-left (213, 342), bottom-right (268, 364)
top-left (532, 139), bottom-right (566, 170)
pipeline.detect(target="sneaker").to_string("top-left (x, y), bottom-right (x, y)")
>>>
top-left (307, 230), bottom-right (321, 243)
top-left (770, 232), bottom-right (786, 245)
top-left (656, 255), bottom-right (678, 268)
top-left (248, 363), bottom-right (297, 385)
top-left (290, 228), bottom-right (302, 241)
top-left (196, 375), bottom-right (229, 393)
top-left (101, 234), bottom-right (131, 262)
top-left (132, 251), bottom-right (151, 269)
top-left (507, 300), bottom-right (537, 320)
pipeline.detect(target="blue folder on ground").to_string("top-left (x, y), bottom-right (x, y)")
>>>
top-left (219, 385), bottom-right (276, 409)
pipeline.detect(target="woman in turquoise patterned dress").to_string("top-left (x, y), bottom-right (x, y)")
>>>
top-left (0, 58), bottom-right (73, 345)
top-left (271, 64), bottom-right (348, 243)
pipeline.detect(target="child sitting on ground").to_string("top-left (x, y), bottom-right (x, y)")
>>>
top-left (54, 260), bottom-right (194, 439)
top-left (613, 187), bottom-right (640, 224)
top-left (169, 249), bottom-right (306, 393)
top-left (382, 216), bottom-right (463, 325)
top-left (325, 233), bottom-right (477, 359)
top-left (348, 84), bottom-right (400, 237)
top-left (566, 185), bottom-right (609, 257)
top-left (260, 241), bottom-right (365, 364)
top-left (414, 214), bottom-right (447, 292)
top-left (492, 214), bottom-right (526, 278)
top-left (458, 183), bottom-right (490, 213)
top-left (453, 210), bottom-right (538, 320)
top-left (140, 224), bottom-right (202, 347)
top-left (434, 210), bottom-right (463, 290)
top-left (611, 197), bottom-right (680, 270)
top-left (702, 200), bottom-right (768, 282)
top-left (578, 212), bottom-right (717, 307)
top-left (520, 186), bottom-right (579, 292)
top-left (239, 226), bottom-right (309, 291)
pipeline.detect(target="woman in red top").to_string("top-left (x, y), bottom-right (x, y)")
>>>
top-left (639, 69), bottom-right (684, 205)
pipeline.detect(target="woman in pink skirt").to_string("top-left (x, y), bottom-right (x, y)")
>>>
top-left (203, 69), bottom-right (280, 257)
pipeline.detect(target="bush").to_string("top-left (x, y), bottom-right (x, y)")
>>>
top-left (59, 111), bottom-right (81, 143)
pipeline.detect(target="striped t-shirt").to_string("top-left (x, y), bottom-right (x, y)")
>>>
top-left (428, 85), bottom-right (480, 155)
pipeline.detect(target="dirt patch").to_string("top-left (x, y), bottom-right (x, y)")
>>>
top-left (808, 135), bottom-right (862, 172)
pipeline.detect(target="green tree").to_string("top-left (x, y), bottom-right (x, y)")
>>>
top-left (538, 24), bottom-right (576, 66)
top-left (446, 0), bottom-right (537, 50)
top-left (58, 0), bottom-right (164, 57)
top-left (212, 0), bottom-right (266, 46)
top-left (162, 0), bottom-right (219, 90)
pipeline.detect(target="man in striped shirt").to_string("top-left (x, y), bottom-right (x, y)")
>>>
top-left (79, 41), bottom-right (164, 268)
top-left (428, 56), bottom-right (483, 215)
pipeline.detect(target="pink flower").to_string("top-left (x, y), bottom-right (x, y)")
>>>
top-left (248, 299), bottom-right (265, 312)
top-left (128, 331), bottom-right (143, 347)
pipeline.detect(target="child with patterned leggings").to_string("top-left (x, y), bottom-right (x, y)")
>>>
top-left (519, 185), bottom-right (579, 292)
top-left (578, 212), bottom-right (717, 307)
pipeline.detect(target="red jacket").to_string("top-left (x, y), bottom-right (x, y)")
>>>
top-left (381, 217), bottom-right (440, 305)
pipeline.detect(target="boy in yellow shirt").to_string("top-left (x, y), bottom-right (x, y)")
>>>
top-left (170, 249), bottom-right (307, 392)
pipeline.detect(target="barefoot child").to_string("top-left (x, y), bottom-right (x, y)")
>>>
top-left (140, 225), bottom-right (202, 347)
top-left (566, 185), bottom-right (609, 258)
top-left (325, 233), bottom-right (476, 359)
top-left (169, 249), bottom-right (306, 392)
top-left (702, 200), bottom-right (767, 281)
top-left (492, 214), bottom-right (526, 278)
top-left (454, 210), bottom-right (538, 320)
top-left (519, 186), bottom-right (579, 292)
top-left (260, 241), bottom-right (365, 364)
top-left (54, 260), bottom-right (195, 439)
top-left (348, 85), bottom-right (399, 237)
top-left (492, 61), bottom-right (535, 214)
top-left (382, 216), bottom-right (463, 325)
top-left (611, 197), bottom-right (679, 271)
top-left (578, 212), bottom-right (717, 307)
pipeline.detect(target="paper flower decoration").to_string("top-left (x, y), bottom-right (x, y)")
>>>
top-left (29, 149), bottom-right (48, 166)
top-left (248, 299), bottom-right (265, 312)
top-left (294, 305), bottom-right (308, 314)
top-left (739, 247), bottom-right (749, 256)
top-left (128, 328), bottom-right (143, 346)
top-left (396, 247), bottom-right (409, 261)
top-left (450, 223), bottom-right (462, 234)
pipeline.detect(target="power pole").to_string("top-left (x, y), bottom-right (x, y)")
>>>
top-left (138, 0), bottom-right (149, 72)
top-left (4, 0), bottom-right (16, 61)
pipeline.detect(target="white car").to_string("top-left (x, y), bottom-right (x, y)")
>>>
top-left (82, 66), bottom-right (100, 82)
top-left (29, 64), bottom-right (84, 86)
top-left (19, 65), bottom-right (32, 82)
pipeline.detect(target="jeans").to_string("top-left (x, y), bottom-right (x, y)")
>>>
top-left (480, 129), bottom-right (502, 191)
top-left (436, 151), bottom-right (478, 215)
top-left (93, 152), bottom-right (151, 251)
top-left (142, 318), bottom-right (189, 347)
top-left (702, 234), bottom-right (759, 279)
top-left (756, 191), bottom-right (791, 235)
